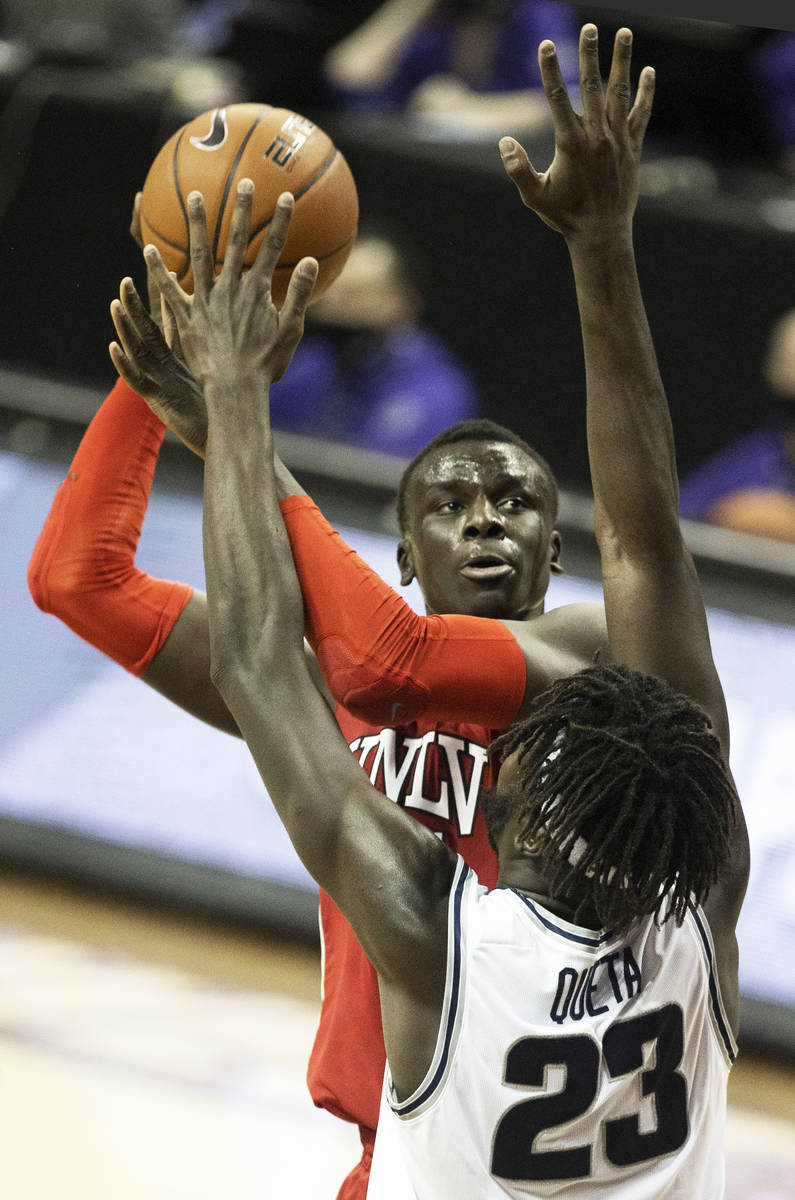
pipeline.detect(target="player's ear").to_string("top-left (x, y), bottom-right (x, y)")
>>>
top-left (549, 530), bottom-right (564, 575)
top-left (397, 538), bottom-right (416, 587)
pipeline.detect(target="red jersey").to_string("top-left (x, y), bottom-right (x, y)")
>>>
top-left (307, 705), bottom-right (501, 1133)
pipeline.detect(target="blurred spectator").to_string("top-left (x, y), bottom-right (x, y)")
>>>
top-left (679, 308), bottom-right (795, 542)
top-left (323, 0), bottom-right (579, 138)
top-left (269, 223), bottom-right (480, 456)
top-left (180, 1), bottom-right (384, 112)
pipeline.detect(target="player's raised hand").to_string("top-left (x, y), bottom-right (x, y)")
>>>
top-left (142, 179), bottom-right (319, 393)
top-left (499, 25), bottom-right (654, 243)
top-left (109, 277), bottom-right (209, 458)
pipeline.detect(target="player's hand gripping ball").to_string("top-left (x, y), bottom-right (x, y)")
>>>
top-left (139, 104), bottom-right (359, 304)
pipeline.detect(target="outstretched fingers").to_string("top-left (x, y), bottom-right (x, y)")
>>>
top-left (143, 242), bottom-right (192, 326)
top-left (537, 38), bottom-right (578, 138)
top-left (110, 280), bottom-right (149, 363)
top-left (109, 337), bottom-right (146, 395)
top-left (627, 65), bottom-right (655, 150)
top-left (606, 28), bottom-right (633, 128)
top-left (280, 257), bottom-right (318, 332)
top-left (499, 136), bottom-right (543, 209)
top-left (223, 178), bottom-right (254, 279)
top-left (109, 281), bottom-right (158, 390)
top-left (578, 24), bottom-right (604, 125)
top-left (249, 192), bottom-right (294, 292)
top-left (186, 191), bottom-right (215, 299)
top-left (111, 276), bottom-right (178, 377)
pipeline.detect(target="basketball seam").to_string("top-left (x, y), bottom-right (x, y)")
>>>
top-left (214, 110), bottom-right (272, 262)
top-left (272, 229), bottom-right (357, 270)
top-left (247, 147), bottom-right (340, 244)
top-left (139, 226), bottom-right (191, 255)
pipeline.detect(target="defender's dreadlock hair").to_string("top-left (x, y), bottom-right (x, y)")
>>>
top-left (396, 419), bottom-right (559, 534)
top-left (486, 664), bottom-right (736, 935)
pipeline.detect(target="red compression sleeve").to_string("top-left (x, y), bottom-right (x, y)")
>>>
top-left (28, 378), bottom-right (193, 675)
top-left (280, 495), bottom-right (526, 728)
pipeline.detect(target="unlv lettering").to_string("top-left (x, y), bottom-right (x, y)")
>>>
top-left (348, 729), bottom-right (488, 837)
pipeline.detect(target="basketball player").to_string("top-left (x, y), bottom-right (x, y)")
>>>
top-left (136, 24), bottom-right (747, 1196)
top-left (30, 82), bottom-right (606, 1200)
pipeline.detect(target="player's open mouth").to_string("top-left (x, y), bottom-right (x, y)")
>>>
top-left (459, 557), bottom-right (514, 582)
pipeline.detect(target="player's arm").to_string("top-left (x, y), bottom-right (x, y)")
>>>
top-left (502, 26), bottom-right (749, 980)
top-left (24, 375), bottom-right (239, 726)
top-left (144, 588), bottom-right (333, 720)
top-left (147, 185), bottom-right (455, 1071)
top-left (501, 28), bottom-right (729, 742)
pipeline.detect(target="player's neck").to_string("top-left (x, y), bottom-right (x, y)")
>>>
top-left (497, 860), bottom-right (603, 931)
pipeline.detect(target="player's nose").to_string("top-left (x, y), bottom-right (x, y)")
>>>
top-left (463, 496), bottom-right (504, 538)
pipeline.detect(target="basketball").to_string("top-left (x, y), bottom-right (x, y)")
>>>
top-left (139, 104), bottom-right (359, 304)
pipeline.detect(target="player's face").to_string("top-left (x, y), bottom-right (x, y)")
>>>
top-left (398, 441), bottom-right (561, 619)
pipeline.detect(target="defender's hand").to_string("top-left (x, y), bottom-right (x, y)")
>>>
top-left (499, 25), bottom-right (654, 245)
top-left (141, 180), bottom-right (318, 392)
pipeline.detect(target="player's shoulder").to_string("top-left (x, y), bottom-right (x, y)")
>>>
top-left (502, 600), bottom-right (608, 661)
top-left (500, 603), bottom-right (609, 716)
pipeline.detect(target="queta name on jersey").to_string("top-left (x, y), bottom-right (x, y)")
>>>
top-left (551, 946), bottom-right (643, 1025)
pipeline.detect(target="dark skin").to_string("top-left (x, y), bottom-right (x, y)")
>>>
top-left (397, 440), bottom-right (562, 620)
top-left (133, 25), bottom-right (749, 1107)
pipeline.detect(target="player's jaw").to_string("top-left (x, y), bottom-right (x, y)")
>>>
top-left (435, 557), bottom-right (543, 620)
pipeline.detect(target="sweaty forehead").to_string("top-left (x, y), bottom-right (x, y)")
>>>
top-left (415, 440), bottom-right (543, 492)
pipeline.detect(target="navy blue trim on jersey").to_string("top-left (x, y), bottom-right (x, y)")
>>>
top-left (512, 890), bottom-right (614, 947)
top-left (393, 863), bottom-right (469, 1116)
top-left (690, 907), bottom-right (737, 1063)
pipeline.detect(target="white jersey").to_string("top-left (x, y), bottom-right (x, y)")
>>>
top-left (368, 857), bottom-right (736, 1199)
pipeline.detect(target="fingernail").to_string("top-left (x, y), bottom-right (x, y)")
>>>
top-left (238, 178), bottom-right (254, 194)
top-left (499, 137), bottom-right (516, 156)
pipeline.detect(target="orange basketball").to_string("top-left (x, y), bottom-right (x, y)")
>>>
top-left (139, 103), bottom-right (358, 304)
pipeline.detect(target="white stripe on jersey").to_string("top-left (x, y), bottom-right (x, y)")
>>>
top-left (368, 857), bottom-right (734, 1199)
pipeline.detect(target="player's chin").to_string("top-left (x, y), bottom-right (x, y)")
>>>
top-left (456, 578), bottom-right (528, 620)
